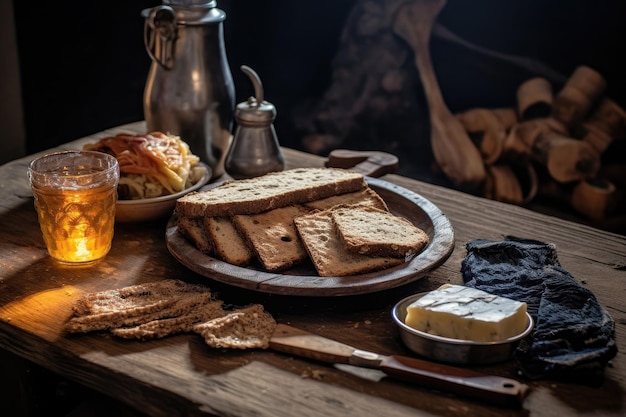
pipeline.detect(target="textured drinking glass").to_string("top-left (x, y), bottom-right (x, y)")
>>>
top-left (28, 151), bottom-right (120, 265)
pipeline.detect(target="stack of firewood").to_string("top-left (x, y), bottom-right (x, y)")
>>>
top-left (455, 65), bottom-right (626, 227)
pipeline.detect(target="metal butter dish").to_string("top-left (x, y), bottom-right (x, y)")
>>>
top-left (392, 292), bottom-right (534, 365)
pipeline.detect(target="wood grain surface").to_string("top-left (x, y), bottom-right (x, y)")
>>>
top-left (0, 121), bottom-right (624, 417)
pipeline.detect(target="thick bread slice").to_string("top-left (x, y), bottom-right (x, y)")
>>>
top-left (303, 187), bottom-right (389, 211)
top-left (232, 205), bottom-right (311, 271)
top-left (332, 205), bottom-right (430, 258)
top-left (294, 208), bottom-right (404, 277)
top-left (175, 168), bottom-right (366, 218)
top-left (177, 216), bottom-right (214, 255)
top-left (193, 304), bottom-right (277, 349)
top-left (206, 217), bottom-right (254, 266)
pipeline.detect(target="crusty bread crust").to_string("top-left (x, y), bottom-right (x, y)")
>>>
top-left (332, 205), bottom-right (430, 258)
top-left (177, 216), bottom-right (214, 255)
top-left (303, 187), bottom-right (389, 211)
top-left (175, 168), bottom-right (366, 218)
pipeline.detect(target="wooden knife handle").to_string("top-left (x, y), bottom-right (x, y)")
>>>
top-left (379, 355), bottom-right (529, 407)
top-left (325, 149), bottom-right (399, 177)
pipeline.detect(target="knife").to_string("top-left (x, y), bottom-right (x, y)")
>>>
top-left (269, 324), bottom-right (529, 407)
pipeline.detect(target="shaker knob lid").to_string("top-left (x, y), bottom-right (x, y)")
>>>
top-left (235, 65), bottom-right (276, 123)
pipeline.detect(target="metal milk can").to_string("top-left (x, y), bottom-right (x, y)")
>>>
top-left (142, 0), bottom-right (235, 178)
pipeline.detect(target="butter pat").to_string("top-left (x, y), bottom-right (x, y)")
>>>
top-left (405, 284), bottom-right (528, 342)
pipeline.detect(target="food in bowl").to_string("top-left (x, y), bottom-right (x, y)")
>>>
top-left (84, 131), bottom-right (203, 200)
top-left (404, 284), bottom-right (528, 342)
top-left (392, 288), bottom-right (534, 364)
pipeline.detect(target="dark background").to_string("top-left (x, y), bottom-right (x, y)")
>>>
top-left (13, 0), bottom-right (626, 172)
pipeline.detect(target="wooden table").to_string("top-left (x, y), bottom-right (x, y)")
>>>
top-left (1, 121), bottom-right (624, 417)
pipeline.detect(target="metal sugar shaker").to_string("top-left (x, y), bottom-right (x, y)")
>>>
top-left (142, 0), bottom-right (235, 179)
top-left (225, 65), bottom-right (284, 179)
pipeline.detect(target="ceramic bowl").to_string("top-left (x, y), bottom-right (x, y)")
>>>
top-left (392, 292), bottom-right (534, 365)
top-left (115, 162), bottom-right (211, 223)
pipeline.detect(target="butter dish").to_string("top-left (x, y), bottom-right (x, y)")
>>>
top-left (392, 292), bottom-right (534, 365)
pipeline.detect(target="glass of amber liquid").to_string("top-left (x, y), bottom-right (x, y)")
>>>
top-left (28, 150), bottom-right (120, 265)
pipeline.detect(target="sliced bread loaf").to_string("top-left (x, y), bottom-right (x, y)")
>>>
top-left (331, 205), bottom-right (430, 258)
top-left (303, 187), bottom-right (388, 211)
top-left (206, 217), bottom-right (254, 266)
top-left (175, 168), bottom-right (366, 218)
top-left (232, 205), bottom-right (311, 271)
top-left (294, 207), bottom-right (404, 277)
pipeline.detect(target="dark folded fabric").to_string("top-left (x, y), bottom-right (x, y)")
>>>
top-left (460, 237), bottom-right (617, 385)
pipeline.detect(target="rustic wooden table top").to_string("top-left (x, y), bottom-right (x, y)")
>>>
top-left (1, 121), bottom-right (624, 417)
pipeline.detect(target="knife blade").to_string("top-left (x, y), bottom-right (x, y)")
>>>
top-left (269, 324), bottom-right (529, 407)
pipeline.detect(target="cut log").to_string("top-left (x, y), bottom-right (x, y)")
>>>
top-left (578, 122), bottom-right (615, 154)
top-left (502, 118), bottom-right (569, 158)
top-left (516, 77), bottom-right (553, 121)
top-left (491, 108), bottom-right (518, 130)
top-left (484, 165), bottom-right (523, 204)
top-left (571, 179), bottom-right (617, 221)
top-left (484, 162), bottom-right (538, 205)
top-left (552, 66), bottom-right (606, 127)
top-left (456, 108), bottom-right (506, 164)
top-left (532, 131), bottom-right (601, 183)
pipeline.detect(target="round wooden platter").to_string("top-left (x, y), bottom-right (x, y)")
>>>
top-left (165, 177), bottom-right (455, 296)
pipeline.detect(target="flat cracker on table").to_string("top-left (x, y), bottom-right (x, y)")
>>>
top-left (111, 300), bottom-right (226, 340)
top-left (66, 280), bottom-right (215, 333)
top-left (65, 280), bottom-right (277, 349)
top-left (193, 304), bottom-right (277, 349)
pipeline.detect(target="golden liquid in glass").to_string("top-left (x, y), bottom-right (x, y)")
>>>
top-left (32, 182), bottom-right (117, 264)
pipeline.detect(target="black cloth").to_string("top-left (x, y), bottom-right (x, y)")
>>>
top-left (460, 237), bottom-right (617, 385)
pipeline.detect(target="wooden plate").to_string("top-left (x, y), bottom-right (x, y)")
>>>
top-left (165, 177), bottom-right (455, 296)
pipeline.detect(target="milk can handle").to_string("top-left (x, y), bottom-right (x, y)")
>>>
top-left (241, 65), bottom-right (264, 104)
top-left (144, 5), bottom-right (177, 70)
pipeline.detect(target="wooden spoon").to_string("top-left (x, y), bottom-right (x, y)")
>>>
top-left (393, 0), bottom-right (486, 190)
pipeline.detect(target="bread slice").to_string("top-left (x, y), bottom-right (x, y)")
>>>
top-left (175, 168), bottom-right (366, 218)
top-left (193, 304), bottom-right (277, 349)
top-left (206, 217), bottom-right (254, 266)
top-left (70, 279), bottom-right (211, 316)
top-left (111, 299), bottom-right (226, 340)
top-left (232, 205), bottom-right (311, 271)
top-left (331, 205), bottom-right (430, 258)
top-left (294, 208), bottom-right (404, 277)
top-left (177, 216), bottom-right (214, 255)
top-left (65, 280), bottom-right (214, 333)
top-left (303, 187), bottom-right (389, 211)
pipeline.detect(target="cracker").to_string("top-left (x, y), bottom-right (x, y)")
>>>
top-left (193, 304), bottom-right (277, 349)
